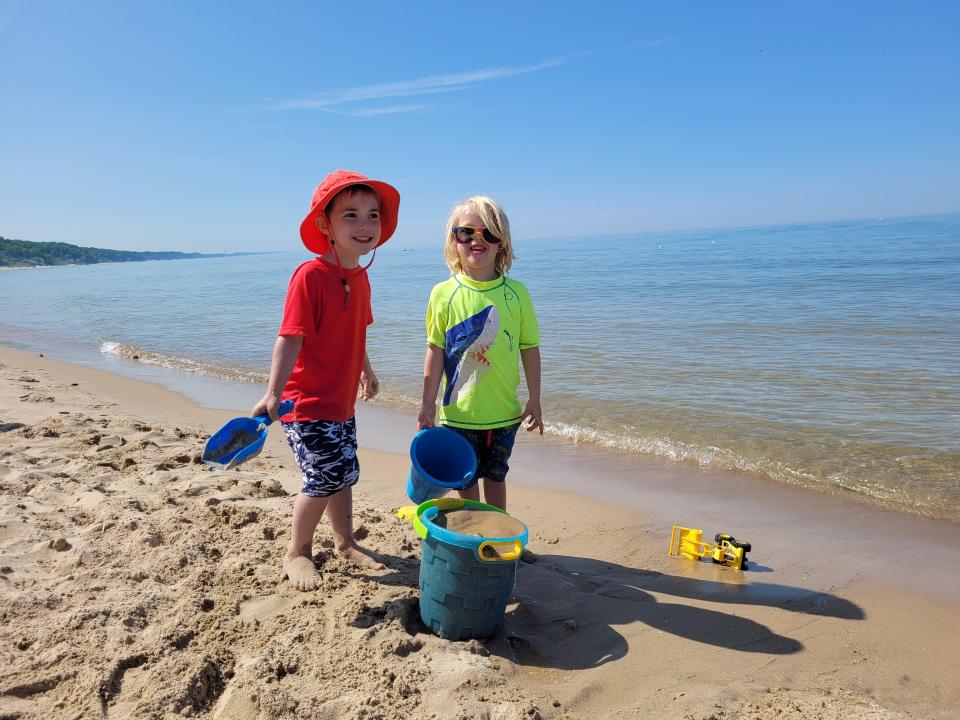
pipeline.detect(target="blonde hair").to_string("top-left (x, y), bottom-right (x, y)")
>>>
top-left (443, 196), bottom-right (516, 275)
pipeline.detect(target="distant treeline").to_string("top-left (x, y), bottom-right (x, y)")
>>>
top-left (0, 236), bottom-right (214, 267)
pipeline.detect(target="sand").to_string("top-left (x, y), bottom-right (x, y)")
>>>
top-left (1, 345), bottom-right (959, 720)
top-left (435, 510), bottom-right (527, 539)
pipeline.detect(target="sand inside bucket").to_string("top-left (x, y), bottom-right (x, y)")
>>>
top-left (435, 509), bottom-right (525, 539)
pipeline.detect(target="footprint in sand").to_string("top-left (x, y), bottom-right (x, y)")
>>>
top-left (19, 393), bottom-right (55, 403)
top-left (238, 594), bottom-right (301, 620)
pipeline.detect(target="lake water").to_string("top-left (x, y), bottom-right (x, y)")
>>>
top-left (2, 215), bottom-right (958, 519)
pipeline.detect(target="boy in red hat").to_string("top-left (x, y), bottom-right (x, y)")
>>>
top-left (251, 170), bottom-right (400, 591)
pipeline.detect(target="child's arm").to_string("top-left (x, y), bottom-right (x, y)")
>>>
top-left (360, 352), bottom-right (379, 401)
top-left (418, 344), bottom-right (444, 429)
top-left (251, 334), bottom-right (304, 419)
top-left (520, 347), bottom-right (544, 434)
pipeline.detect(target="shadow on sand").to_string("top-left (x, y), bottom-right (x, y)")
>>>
top-left (484, 553), bottom-right (864, 671)
top-left (356, 548), bottom-right (864, 673)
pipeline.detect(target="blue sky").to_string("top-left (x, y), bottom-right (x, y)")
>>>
top-left (1, 1), bottom-right (958, 252)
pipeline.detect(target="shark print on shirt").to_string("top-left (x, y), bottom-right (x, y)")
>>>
top-left (442, 304), bottom-right (500, 406)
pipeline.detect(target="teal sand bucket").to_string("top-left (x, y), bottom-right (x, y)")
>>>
top-left (412, 498), bottom-right (528, 640)
top-left (406, 427), bottom-right (477, 504)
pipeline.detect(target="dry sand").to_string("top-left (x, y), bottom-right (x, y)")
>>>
top-left (435, 510), bottom-right (526, 539)
top-left (1, 345), bottom-right (958, 719)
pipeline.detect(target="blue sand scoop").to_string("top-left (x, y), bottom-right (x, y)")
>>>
top-left (202, 399), bottom-right (294, 470)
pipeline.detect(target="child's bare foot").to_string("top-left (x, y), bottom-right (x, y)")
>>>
top-left (283, 552), bottom-right (322, 591)
top-left (337, 542), bottom-right (387, 571)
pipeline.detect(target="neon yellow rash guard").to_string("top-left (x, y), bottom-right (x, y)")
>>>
top-left (425, 273), bottom-right (540, 429)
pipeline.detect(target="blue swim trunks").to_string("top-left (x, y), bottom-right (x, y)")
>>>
top-left (281, 417), bottom-right (359, 497)
top-left (443, 423), bottom-right (520, 485)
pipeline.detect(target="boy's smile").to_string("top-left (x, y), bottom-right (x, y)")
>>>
top-left (467, 241), bottom-right (489, 257)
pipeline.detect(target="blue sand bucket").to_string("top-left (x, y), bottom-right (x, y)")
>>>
top-left (412, 497), bottom-right (528, 640)
top-left (406, 427), bottom-right (477, 504)
top-left (202, 399), bottom-right (294, 470)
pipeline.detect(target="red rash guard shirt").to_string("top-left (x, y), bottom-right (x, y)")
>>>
top-left (278, 258), bottom-right (373, 422)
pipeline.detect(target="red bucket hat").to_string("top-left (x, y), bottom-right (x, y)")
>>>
top-left (299, 170), bottom-right (400, 256)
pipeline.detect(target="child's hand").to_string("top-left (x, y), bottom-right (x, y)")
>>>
top-left (418, 403), bottom-right (436, 430)
top-left (360, 370), bottom-right (379, 401)
top-left (521, 400), bottom-right (544, 435)
top-left (251, 391), bottom-right (281, 421)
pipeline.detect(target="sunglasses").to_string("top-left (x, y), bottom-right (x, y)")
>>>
top-left (452, 226), bottom-right (502, 244)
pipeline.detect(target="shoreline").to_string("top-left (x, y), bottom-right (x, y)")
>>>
top-left (3, 332), bottom-right (957, 526)
top-left (4, 340), bottom-right (960, 588)
top-left (1, 344), bottom-right (959, 718)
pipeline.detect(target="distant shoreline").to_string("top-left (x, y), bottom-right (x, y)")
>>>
top-left (0, 251), bottom-right (277, 269)
top-left (0, 234), bottom-right (283, 268)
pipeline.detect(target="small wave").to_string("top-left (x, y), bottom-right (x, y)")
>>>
top-left (90, 345), bottom-right (960, 519)
top-left (367, 388), bottom-right (425, 413)
top-left (99, 341), bottom-right (268, 384)
top-left (546, 421), bottom-right (959, 518)
top-left (547, 420), bottom-right (806, 478)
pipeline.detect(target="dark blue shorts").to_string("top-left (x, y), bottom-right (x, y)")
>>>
top-left (443, 423), bottom-right (520, 485)
top-left (281, 417), bottom-right (359, 497)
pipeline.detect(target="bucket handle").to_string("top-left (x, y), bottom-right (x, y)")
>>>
top-left (412, 514), bottom-right (429, 540)
top-left (476, 540), bottom-right (522, 562)
top-left (430, 497), bottom-right (466, 511)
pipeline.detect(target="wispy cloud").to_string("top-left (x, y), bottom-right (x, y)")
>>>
top-left (267, 58), bottom-right (564, 115)
top-left (308, 103), bottom-right (429, 117)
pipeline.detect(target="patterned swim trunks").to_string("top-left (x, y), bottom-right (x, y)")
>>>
top-left (281, 417), bottom-right (359, 497)
top-left (442, 423), bottom-right (520, 485)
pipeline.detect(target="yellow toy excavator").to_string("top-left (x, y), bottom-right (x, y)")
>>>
top-left (669, 526), bottom-right (752, 571)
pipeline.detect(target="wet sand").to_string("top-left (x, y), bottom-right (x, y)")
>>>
top-left (436, 510), bottom-right (527, 539)
top-left (1, 344), bottom-right (958, 719)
